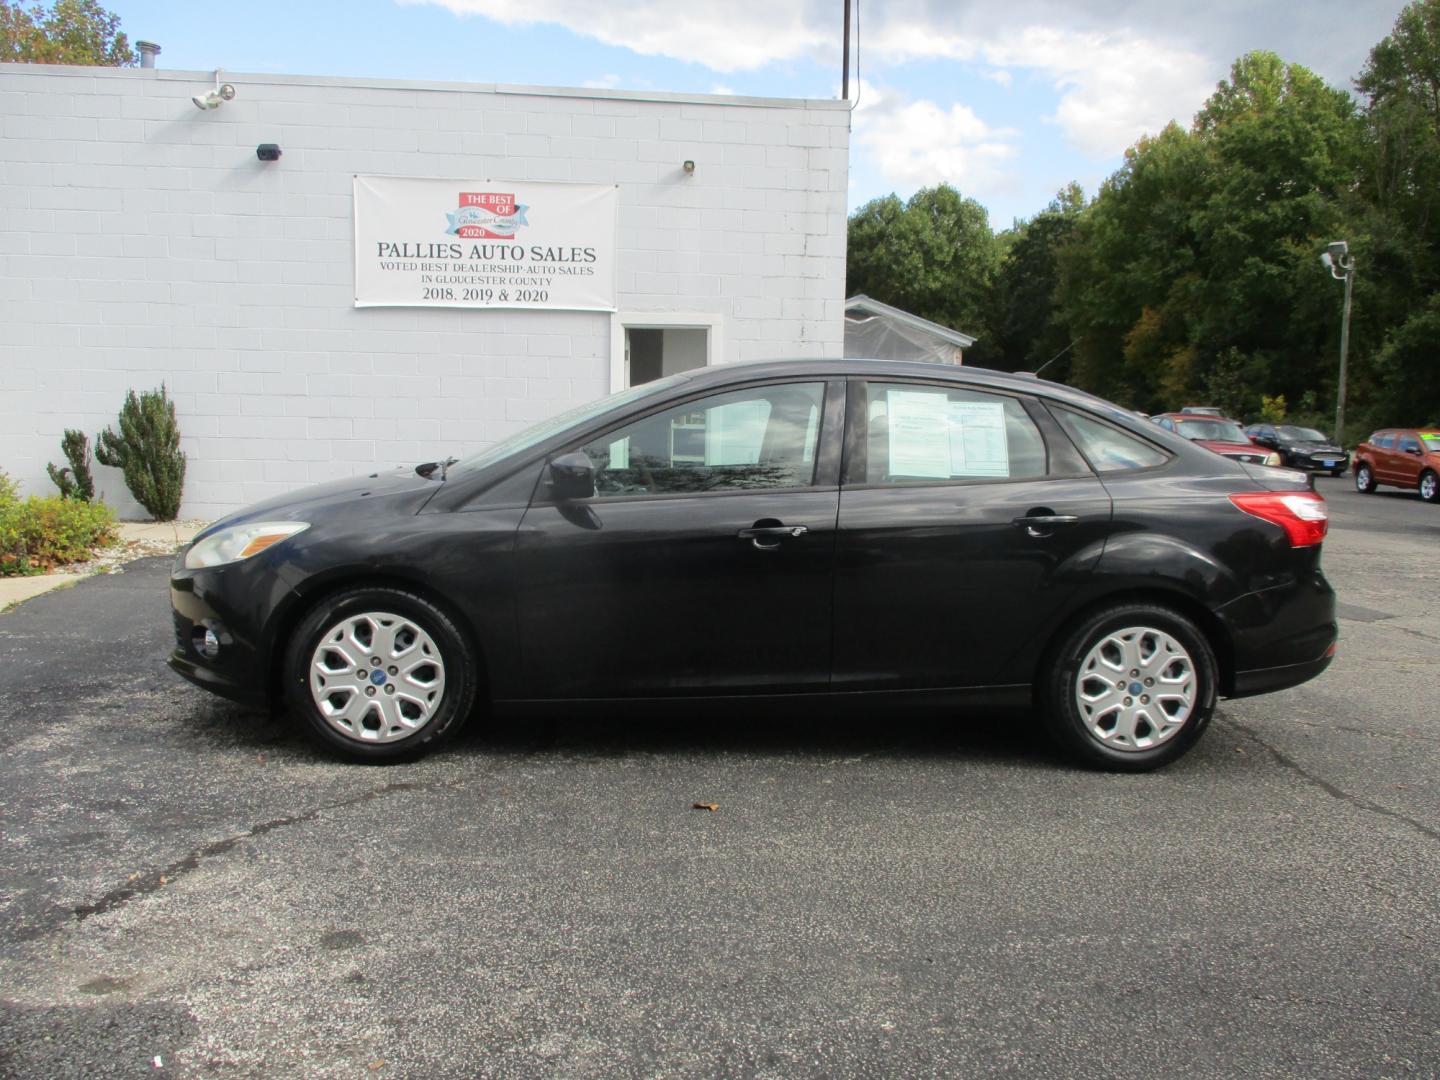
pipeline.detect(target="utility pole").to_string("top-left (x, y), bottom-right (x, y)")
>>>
top-left (1320, 241), bottom-right (1356, 441)
top-left (842, 0), bottom-right (851, 100)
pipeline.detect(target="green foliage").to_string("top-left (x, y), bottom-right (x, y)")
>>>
top-left (0, 470), bottom-right (117, 576)
top-left (0, 0), bottom-right (135, 65)
top-left (846, 184), bottom-right (1001, 362)
top-left (1259, 395), bottom-right (1288, 423)
top-left (95, 386), bottom-right (186, 521)
top-left (46, 428), bottom-right (95, 501)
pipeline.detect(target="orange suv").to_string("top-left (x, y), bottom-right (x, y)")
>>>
top-left (1353, 428), bottom-right (1440, 502)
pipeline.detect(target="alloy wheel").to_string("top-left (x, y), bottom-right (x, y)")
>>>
top-left (308, 611), bottom-right (446, 743)
top-left (1073, 626), bottom-right (1195, 751)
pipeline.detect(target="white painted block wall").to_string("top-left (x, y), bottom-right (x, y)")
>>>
top-left (0, 66), bottom-right (849, 519)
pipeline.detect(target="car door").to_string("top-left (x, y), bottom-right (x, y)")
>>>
top-left (1396, 431), bottom-right (1425, 487)
top-left (831, 379), bottom-right (1113, 691)
top-left (512, 378), bottom-right (843, 699)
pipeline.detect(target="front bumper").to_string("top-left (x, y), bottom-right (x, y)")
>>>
top-left (168, 561), bottom-right (276, 709)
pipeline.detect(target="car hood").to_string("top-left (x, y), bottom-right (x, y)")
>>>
top-left (196, 467), bottom-right (441, 540)
top-left (1195, 439), bottom-right (1263, 455)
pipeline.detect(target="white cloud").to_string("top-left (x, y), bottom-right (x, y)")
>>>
top-left (981, 27), bottom-right (1215, 158)
top-left (854, 81), bottom-right (1021, 198)
top-left (400, 0), bottom-right (833, 72)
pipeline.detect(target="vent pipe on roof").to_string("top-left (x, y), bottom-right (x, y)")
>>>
top-left (136, 41), bottom-right (160, 68)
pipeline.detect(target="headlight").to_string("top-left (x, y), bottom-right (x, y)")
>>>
top-left (1265, 452), bottom-right (1282, 466)
top-left (184, 521), bottom-right (309, 569)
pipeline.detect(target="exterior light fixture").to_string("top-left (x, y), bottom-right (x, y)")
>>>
top-left (192, 73), bottom-right (237, 111)
top-left (682, 160), bottom-right (695, 175)
top-left (256, 144), bottom-right (282, 162)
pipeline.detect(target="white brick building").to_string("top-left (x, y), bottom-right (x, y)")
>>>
top-left (0, 64), bottom-right (850, 519)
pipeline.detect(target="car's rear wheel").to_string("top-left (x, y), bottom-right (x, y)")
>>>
top-left (1421, 470), bottom-right (1439, 503)
top-left (1355, 463), bottom-right (1376, 493)
top-left (284, 587), bottom-right (478, 761)
top-left (1041, 603), bottom-right (1217, 771)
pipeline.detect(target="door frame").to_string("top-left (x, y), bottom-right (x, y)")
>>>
top-left (609, 312), bottom-right (727, 392)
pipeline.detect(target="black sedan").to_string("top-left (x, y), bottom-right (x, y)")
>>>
top-left (169, 360), bottom-right (1337, 771)
top-left (1244, 423), bottom-right (1350, 475)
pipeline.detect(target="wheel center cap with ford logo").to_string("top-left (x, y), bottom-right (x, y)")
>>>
top-left (1129, 681), bottom-right (1144, 695)
top-left (371, 669), bottom-right (387, 686)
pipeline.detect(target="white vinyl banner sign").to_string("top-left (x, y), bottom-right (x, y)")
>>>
top-left (353, 176), bottom-right (617, 311)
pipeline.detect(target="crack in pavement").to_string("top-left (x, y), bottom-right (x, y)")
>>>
top-left (1220, 716), bottom-right (1440, 843)
top-left (64, 780), bottom-right (431, 929)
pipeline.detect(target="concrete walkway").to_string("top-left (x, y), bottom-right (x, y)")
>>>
top-left (0, 520), bottom-right (206, 613)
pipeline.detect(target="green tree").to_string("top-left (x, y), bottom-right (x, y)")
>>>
top-left (1054, 53), bottom-right (1362, 416)
top-left (846, 184), bottom-right (1000, 361)
top-left (988, 184), bottom-right (1085, 376)
top-left (0, 0), bottom-right (135, 66)
top-left (95, 387), bottom-right (186, 521)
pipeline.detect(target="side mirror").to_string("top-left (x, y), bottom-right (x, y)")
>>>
top-left (548, 452), bottom-right (595, 501)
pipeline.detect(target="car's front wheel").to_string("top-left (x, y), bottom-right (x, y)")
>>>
top-left (1421, 470), bottom-right (1439, 503)
top-left (1041, 603), bottom-right (1217, 771)
top-left (1355, 463), bottom-right (1377, 493)
top-left (284, 587), bottom-right (478, 761)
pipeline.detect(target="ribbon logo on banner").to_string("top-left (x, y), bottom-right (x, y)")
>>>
top-left (445, 192), bottom-right (530, 239)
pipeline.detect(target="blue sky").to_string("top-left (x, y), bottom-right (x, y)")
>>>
top-left (112, 0), bottom-right (1406, 229)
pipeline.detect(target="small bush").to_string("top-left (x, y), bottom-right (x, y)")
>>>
top-left (46, 428), bottom-right (96, 501)
top-left (95, 386), bottom-right (186, 521)
top-left (0, 471), bottom-right (118, 576)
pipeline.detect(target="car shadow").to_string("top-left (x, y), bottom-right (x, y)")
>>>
top-left (457, 703), bottom-right (1075, 772)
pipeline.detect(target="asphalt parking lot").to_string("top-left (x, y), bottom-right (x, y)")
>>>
top-left (1, 473), bottom-right (1438, 1079)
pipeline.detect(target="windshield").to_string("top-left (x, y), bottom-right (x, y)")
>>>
top-left (1176, 419), bottom-right (1248, 442)
top-left (1276, 426), bottom-right (1327, 441)
top-left (1423, 432), bottom-right (1440, 448)
top-left (446, 373), bottom-right (691, 480)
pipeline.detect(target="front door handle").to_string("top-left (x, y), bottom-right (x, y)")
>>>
top-left (737, 524), bottom-right (808, 550)
top-left (1012, 514), bottom-right (1079, 537)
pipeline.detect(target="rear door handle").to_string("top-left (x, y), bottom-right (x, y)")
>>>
top-left (737, 525), bottom-right (808, 550)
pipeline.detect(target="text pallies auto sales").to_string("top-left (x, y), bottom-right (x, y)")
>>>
top-left (375, 242), bottom-right (597, 263)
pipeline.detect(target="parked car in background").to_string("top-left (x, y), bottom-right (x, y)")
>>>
top-left (1152, 413), bottom-right (1281, 466)
top-left (1352, 428), bottom-right (1440, 502)
top-left (169, 360), bottom-right (1336, 773)
top-left (1180, 406), bottom-right (1226, 417)
top-left (1244, 424), bottom-right (1349, 476)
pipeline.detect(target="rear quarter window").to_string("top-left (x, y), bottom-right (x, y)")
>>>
top-left (1051, 406), bottom-right (1170, 473)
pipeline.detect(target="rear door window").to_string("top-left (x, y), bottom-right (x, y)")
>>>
top-left (1375, 433), bottom-right (1396, 449)
top-left (857, 382), bottom-right (1047, 484)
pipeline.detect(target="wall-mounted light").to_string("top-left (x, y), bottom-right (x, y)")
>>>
top-left (256, 144), bottom-right (282, 162)
top-left (192, 72), bottom-right (236, 111)
top-left (682, 160), bottom-right (696, 175)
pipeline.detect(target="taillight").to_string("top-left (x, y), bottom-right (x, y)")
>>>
top-left (1228, 491), bottom-right (1328, 547)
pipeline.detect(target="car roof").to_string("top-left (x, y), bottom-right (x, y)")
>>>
top-left (680, 358), bottom-right (1126, 414)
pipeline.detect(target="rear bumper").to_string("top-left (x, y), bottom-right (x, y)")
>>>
top-left (1219, 568), bottom-right (1337, 699)
top-left (1229, 647), bottom-right (1334, 698)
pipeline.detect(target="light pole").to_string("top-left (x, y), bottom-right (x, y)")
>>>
top-left (1319, 240), bottom-right (1355, 442)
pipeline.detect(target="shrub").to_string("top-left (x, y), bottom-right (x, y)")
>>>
top-left (46, 428), bottom-right (96, 501)
top-left (0, 472), bottom-right (118, 576)
top-left (95, 385), bottom-right (186, 521)
top-left (1258, 394), bottom-right (1287, 424)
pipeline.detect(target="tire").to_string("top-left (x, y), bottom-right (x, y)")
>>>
top-left (283, 587), bottom-right (479, 762)
top-left (1355, 463), bottom-right (1377, 493)
top-left (1040, 602), bottom-right (1218, 772)
top-left (1421, 470), bottom-right (1440, 504)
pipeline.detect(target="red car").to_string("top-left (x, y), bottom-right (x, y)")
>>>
top-left (1353, 428), bottom-right (1440, 502)
top-left (1151, 414), bottom-right (1281, 466)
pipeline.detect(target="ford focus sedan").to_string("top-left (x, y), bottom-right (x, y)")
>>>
top-left (169, 360), bottom-right (1337, 771)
